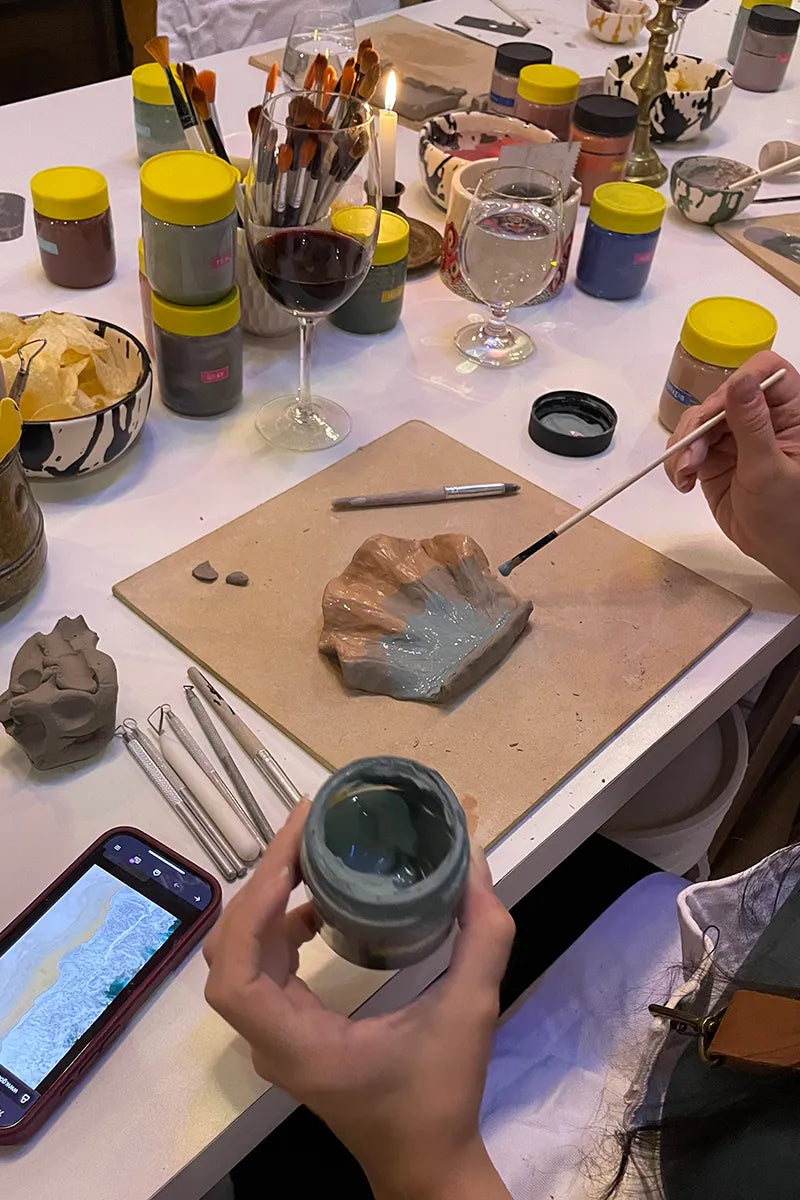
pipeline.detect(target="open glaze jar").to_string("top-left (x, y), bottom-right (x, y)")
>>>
top-left (514, 64), bottom-right (580, 140)
top-left (489, 42), bottom-right (552, 115)
top-left (576, 182), bottom-right (666, 301)
top-left (570, 95), bottom-right (638, 205)
top-left (152, 287), bottom-right (243, 416)
top-left (140, 151), bottom-right (238, 305)
top-left (132, 62), bottom-right (187, 164)
top-left (301, 756), bottom-right (470, 969)
top-left (659, 297), bottom-right (777, 431)
top-left (733, 3), bottom-right (800, 91)
top-left (30, 166), bottom-right (115, 288)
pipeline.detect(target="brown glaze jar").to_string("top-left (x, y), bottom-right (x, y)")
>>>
top-left (515, 64), bottom-right (580, 140)
top-left (30, 166), bottom-right (115, 288)
top-left (570, 95), bottom-right (638, 205)
top-left (0, 444), bottom-right (47, 610)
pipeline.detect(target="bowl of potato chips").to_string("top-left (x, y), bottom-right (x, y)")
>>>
top-left (0, 311), bottom-right (152, 478)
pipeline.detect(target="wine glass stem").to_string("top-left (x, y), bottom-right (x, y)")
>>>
top-left (484, 306), bottom-right (512, 344)
top-left (297, 316), bottom-right (315, 418)
top-left (669, 13), bottom-right (686, 54)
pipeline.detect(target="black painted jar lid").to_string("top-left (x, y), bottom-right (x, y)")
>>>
top-left (529, 390), bottom-right (617, 457)
top-left (494, 42), bottom-right (553, 75)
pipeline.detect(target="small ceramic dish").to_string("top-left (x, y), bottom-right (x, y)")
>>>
top-left (586, 0), bottom-right (651, 45)
top-left (670, 155), bottom-right (761, 225)
top-left (418, 110), bottom-right (557, 210)
top-left (20, 317), bottom-right (152, 478)
top-left (604, 52), bottom-right (733, 142)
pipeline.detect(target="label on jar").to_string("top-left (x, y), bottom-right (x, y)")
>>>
top-left (201, 365), bottom-right (230, 384)
top-left (489, 90), bottom-right (515, 108)
top-left (633, 250), bottom-right (655, 265)
top-left (665, 379), bottom-right (698, 408)
top-left (135, 121), bottom-right (152, 137)
top-left (211, 252), bottom-right (233, 269)
top-left (380, 284), bottom-right (403, 304)
top-left (37, 234), bottom-right (59, 255)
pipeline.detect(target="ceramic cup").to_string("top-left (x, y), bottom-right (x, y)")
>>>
top-left (586, 0), bottom-right (651, 44)
top-left (440, 160), bottom-right (582, 304)
top-left (670, 155), bottom-right (760, 225)
top-left (604, 52), bottom-right (733, 143)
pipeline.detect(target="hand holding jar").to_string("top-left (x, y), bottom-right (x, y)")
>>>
top-left (664, 351), bottom-right (800, 594)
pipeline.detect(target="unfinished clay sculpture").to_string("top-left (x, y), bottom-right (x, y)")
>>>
top-left (0, 615), bottom-right (118, 769)
top-left (320, 533), bottom-right (532, 703)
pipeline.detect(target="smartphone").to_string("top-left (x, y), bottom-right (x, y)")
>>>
top-left (0, 828), bottom-right (221, 1144)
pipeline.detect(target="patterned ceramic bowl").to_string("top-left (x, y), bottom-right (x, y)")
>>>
top-left (604, 52), bottom-right (733, 142)
top-left (418, 110), bottom-right (557, 211)
top-left (586, 0), bottom-right (651, 45)
top-left (20, 317), bottom-right (152, 478)
top-left (670, 155), bottom-right (760, 226)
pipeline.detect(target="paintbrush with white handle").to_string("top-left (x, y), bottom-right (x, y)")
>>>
top-left (499, 368), bottom-right (786, 577)
top-left (735, 154), bottom-right (800, 189)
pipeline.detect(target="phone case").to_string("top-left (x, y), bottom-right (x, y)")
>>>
top-left (0, 826), bottom-right (222, 1145)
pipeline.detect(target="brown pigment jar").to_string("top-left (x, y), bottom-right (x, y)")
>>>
top-left (30, 166), bottom-right (115, 289)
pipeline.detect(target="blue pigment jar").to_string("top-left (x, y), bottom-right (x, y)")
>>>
top-left (576, 181), bottom-right (666, 301)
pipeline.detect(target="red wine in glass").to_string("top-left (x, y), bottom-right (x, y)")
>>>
top-left (252, 228), bottom-right (371, 316)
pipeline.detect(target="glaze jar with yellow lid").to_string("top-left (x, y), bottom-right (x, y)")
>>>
top-left (132, 63), bottom-right (187, 164)
top-left (659, 296), bottom-right (778, 431)
top-left (330, 208), bottom-right (409, 334)
top-left (141, 150), bottom-right (238, 305)
top-left (514, 64), bottom-right (581, 140)
top-left (152, 287), bottom-right (243, 416)
top-left (30, 166), bottom-right (115, 288)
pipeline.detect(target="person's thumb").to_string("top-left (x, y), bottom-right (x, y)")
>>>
top-left (725, 372), bottom-right (780, 487)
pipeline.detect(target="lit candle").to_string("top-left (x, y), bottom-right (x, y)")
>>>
top-left (379, 70), bottom-right (398, 197)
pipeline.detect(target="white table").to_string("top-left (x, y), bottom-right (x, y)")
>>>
top-left (1, 1), bottom-right (799, 1196)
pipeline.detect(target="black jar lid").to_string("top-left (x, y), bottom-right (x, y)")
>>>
top-left (749, 4), bottom-right (800, 34)
top-left (529, 390), bottom-right (618, 457)
top-left (572, 94), bottom-right (639, 136)
top-left (494, 42), bottom-right (553, 76)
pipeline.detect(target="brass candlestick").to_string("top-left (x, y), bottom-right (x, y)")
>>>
top-left (624, 0), bottom-right (680, 188)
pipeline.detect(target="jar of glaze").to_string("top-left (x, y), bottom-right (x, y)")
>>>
top-left (300, 756), bottom-right (469, 970)
top-left (30, 166), bottom-right (115, 288)
top-left (132, 62), bottom-right (187, 164)
top-left (140, 151), bottom-right (238, 305)
top-left (330, 208), bottom-right (409, 335)
top-left (658, 297), bottom-right (777, 432)
top-left (489, 43), bottom-right (552, 115)
top-left (138, 237), bottom-right (154, 353)
top-left (733, 3), bottom-right (800, 91)
top-left (727, 0), bottom-right (792, 63)
top-left (576, 182), bottom-right (666, 301)
top-left (514, 64), bottom-right (580, 141)
top-left (570, 95), bottom-right (638, 205)
top-left (152, 287), bottom-right (243, 416)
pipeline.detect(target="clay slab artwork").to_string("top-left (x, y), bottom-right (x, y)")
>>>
top-left (320, 533), bottom-right (533, 703)
top-left (0, 615), bottom-right (118, 769)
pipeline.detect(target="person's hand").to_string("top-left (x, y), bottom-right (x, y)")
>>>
top-left (664, 350), bottom-right (800, 593)
top-left (204, 801), bottom-right (515, 1200)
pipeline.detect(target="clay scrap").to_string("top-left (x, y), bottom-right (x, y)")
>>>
top-left (226, 571), bottom-right (249, 587)
top-left (320, 533), bottom-right (532, 703)
top-left (192, 561), bottom-right (218, 583)
top-left (0, 615), bottom-right (118, 769)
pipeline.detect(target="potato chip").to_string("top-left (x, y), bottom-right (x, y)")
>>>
top-left (0, 313), bottom-right (27, 356)
top-left (32, 401), bottom-right (84, 422)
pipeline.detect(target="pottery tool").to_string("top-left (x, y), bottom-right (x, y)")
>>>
top-left (188, 668), bottom-right (303, 812)
top-left (119, 720), bottom-right (240, 882)
top-left (752, 194), bottom-right (800, 204)
top-left (488, 0), bottom-right (531, 32)
top-left (734, 154), bottom-right (800, 189)
top-left (498, 367), bottom-right (786, 576)
top-left (184, 685), bottom-right (275, 843)
top-left (456, 14), bottom-right (528, 36)
top-left (6, 337), bottom-right (46, 404)
top-left (333, 482), bottom-right (520, 510)
top-left (759, 140), bottom-right (800, 174)
top-left (145, 37), bottom-right (206, 153)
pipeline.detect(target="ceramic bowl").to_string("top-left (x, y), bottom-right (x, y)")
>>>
top-left (20, 317), bottom-right (152, 478)
top-left (604, 52), bottom-right (733, 142)
top-left (586, 0), bottom-right (651, 44)
top-left (418, 110), bottom-right (557, 211)
top-left (670, 155), bottom-right (760, 225)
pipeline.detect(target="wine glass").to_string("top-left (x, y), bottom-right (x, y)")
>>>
top-left (244, 90), bottom-right (381, 451)
top-left (455, 166), bottom-right (563, 369)
top-left (282, 5), bottom-right (357, 90)
top-left (669, 0), bottom-right (714, 54)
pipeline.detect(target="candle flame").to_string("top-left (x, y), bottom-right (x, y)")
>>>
top-left (384, 70), bottom-right (397, 113)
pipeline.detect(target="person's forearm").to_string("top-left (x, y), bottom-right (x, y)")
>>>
top-left (369, 1139), bottom-right (512, 1200)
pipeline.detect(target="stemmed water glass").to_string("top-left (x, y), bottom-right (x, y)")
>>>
top-left (455, 166), bottom-right (563, 369)
top-left (669, 0), bottom-right (714, 54)
top-left (244, 90), bottom-right (381, 451)
top-left (282, 5), bottom-right (357, 90)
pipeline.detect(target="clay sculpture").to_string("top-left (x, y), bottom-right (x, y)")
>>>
top-left (320, 533), bottom-right (533, 703)
top-left (0, 615), bottom-right (118, 769)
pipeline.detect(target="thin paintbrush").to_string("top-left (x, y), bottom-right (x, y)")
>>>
top-left (197, 69), bottom-right (221, 138)
top-left (498, 367), bottom-right (787, 577)
top-left (264, 61), bottom-right (279, 98)
top-left (192, 84), bottom-right (230, 161)
top-left (178, 64), bottom-right (212, 151)
top-left (145, 37), bottom-right (205, 152)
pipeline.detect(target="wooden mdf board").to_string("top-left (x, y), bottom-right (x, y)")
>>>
top-left (114, 422), bottom-right (750, 848)
top-left (716, 212), bottom-right (800, 298)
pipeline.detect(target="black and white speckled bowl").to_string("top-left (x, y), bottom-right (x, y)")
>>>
top-left (604, 53), bottom-right (733, 143)
top-left (20, 317), bottom-right (152, 479)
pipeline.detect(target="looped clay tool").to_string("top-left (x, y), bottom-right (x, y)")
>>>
top-left (8, 337), bottom-right (47, 403)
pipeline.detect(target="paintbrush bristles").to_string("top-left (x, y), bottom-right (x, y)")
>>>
top-left (266, 62), bottom-right (279, 95)
top-left (197, 69), bottom-right (216, 103)
top-left (145, 35), bottom-right (170, 68)
top-left (192, 86), bottom-right (210, 122)
top-left (248, 105), bottom-right (262, 139)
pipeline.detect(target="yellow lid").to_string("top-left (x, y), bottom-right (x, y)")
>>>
top-left (588, 181), bottom-right (666, 234)
top-left (140, 151), bottom-right (238, 226)
top-left (331, 206), bottom-right (409, 266)
top-left (152, 287), bottom-right (240, 338)
top-left (132, 62), bottom-right (182, 106)
top-left (516, 64), bottom-right (580, 106)
top-left (741, 0), bottom-right (791, 10)
top-left (680, 297), bottom-right (777, 369)
top-left (30, 166), bottom-right (109, 222)
top-left (137, 236), bottom-right (145, 274)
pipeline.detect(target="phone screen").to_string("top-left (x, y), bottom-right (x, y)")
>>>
top-left (0, 833), bottom-right (214, 1132)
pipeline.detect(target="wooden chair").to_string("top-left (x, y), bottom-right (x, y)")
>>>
top-left (121, 0), bottom-right (157, 65)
